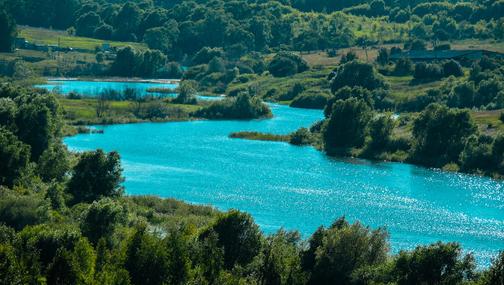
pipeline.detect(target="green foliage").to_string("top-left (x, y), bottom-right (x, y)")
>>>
top-left (413, 62), bottom-right (444, 80)
top-left (392, 242), bottom-right (475, 284)
top-left (203, 209), bottom-right (261, 269)
top-left (268, 52), bottom-right (309, 77)
top-left (442, 60), bottom-right (464, 77)
top-left (172, 80), bottom-right (198, 105)
top-left (412, 103), bottom-right (477, 167)
top-left (0, 243), bottom-right (26, 284)
top-left (330, 61), bottom-right (386, 92)
top-left (367, 115), bottom-right (395, 151)
top-left (306, 218), bottom-right (389, 285)
top-left (111, 46), bottom-right (167, 78)
top-left (195, 92), bottom-right (271, 120)
top-left (0, 127), bottom-right (30, 187)
top-left (37, 142), bottom-right (70, 182)
top-left (68, 149), bottom-right (124, 204)
top-left (125, 226), bottom-right (172, 285)
top-left (323, 98), bottom-right (373, 152)
top-left (15, 92), bottom-right (63, 161)
top-left (289, 128), bottom-right (312, 146)
top-left (290, 89), bottom-right (331, 110)
top-left (0, 9), bottom-right (16, 52)
top-left (0, 192), bottom-right (48, 230)
top-left (81, 198), bottom-right (126, 245)
top-left (484, 251), bottom-right (504, 285)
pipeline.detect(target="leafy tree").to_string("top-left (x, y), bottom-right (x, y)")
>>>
top-left (203, 209), bottom-right (261, 269)
top-left (443, 60), bottom-right (464, 77)
top-left (196, 92), bottom-right (271, 120)
top-left (290, 128), bottom-right (312, 146)
top-left (368, 115), bottom-right (395, 151)
top-left (449, 81), bottom-right (476, 108)
top-left (308, 219), bottom-right (389, 285)
top-left (460, 135), bottom-right (494, 172)
top-left (37, 142), bottom-right (70, 182)
top-left (326, 87), bottom-right (373, 116)
top-left (143, 20), bottom-right (179, 54)
top-left (0, 9), bottom-right (16, 52)
top-left (330, 61), bottom-right (386, 92)
top-left (0, 127), bottom-right (30, 187)
top-left (111, 46), bottom-right (139, 77)
top-left (46, 248), bottom-right (80, 285)
top-left (260, 229), bottom-right (305, 285)
top-left (75, 12), bottom-right (102, 37)
top-left (484, 251), bottom-right (504, 285)
top-left (81, 198), bottom-right (126, 245)
top-left (340, 51), bottom-right (358, 64)
top-left (376, 48), bottom-right (390, 65)
top-left (268, 52), bottom-right (309, 77)
top-left (0, 243), bottom-right (25, 285)
top-left (114, 2), bottom-right (142, 41)
top-left (412, 104), bottom-right (477, 167)
top-left (323, 98), bottom-right (372, 152)
top-left (413, 62), bottom-right (444, 80)
top-left (15, 93), bottom-right (62, 161)
top-left (125, 226), bottom-right (171, 285)
top-left (290, 91), bottom-right (331, 110)
top-left (393, 58), bottom-right (414, 75)
top-left (392, 242), bottom-right (475, 284)
top-left (173, 80), bottom-right (198, 104)
top-left (68, 150), bottom-right (124, 204)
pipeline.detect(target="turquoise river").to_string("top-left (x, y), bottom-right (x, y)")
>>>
top-left (40, 80), bottom-right (504, 267)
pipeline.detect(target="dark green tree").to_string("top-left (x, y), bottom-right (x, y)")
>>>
top-left (412, 103), bottom-right (477, 167)
top-left (323, 98), bottom-right (373, 152)
top-left (393, 242), bottom-right (475, 285)
top-left (81, 198), bottom-right (126, 245)
top-left (330, 61), bottom-right (386, 92)
top-left (68, 150), bottom-right (124, 204)
top-left (0, 127), bottom-right (30, 187)
top-left (0, 9), bottom-right (16, 52)
top-left (204, 209), bottom-right (261, 269)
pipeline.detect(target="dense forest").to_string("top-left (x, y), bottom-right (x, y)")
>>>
top-left (1, 0), bottom-right (504, 284)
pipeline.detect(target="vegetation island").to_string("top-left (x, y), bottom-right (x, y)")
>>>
top-left (1, 0), bottom-right (504, 284)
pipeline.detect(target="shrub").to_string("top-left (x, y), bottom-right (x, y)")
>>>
top-left (268, 52), bottom-right (309, 77)
top-left (442, 60), bottom-right (464, 77)
top-left (393, 58), bottom-right (413, 75)
top-left (68, 150), bottom-right (124, 204)
top-left (289, 128), bottom-right (312, 145)
top-left (195, 93), bottom-right (271, 119)
top-left (412, 103), bottom-right (477, 167)
top-left (413, 62), bottom-right (444, 80)
top-left (330, 61), bottom-right (386, 92)
top-left (323, 98), bottom-right (373, 152)
top-left (290, 90), bottom-right (331, 109)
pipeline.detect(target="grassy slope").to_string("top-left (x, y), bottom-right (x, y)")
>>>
top-left (19, 26), bottom-right (147, 51)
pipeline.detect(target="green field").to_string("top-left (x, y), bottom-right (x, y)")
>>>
top-left (19, 26), bottom-right (147, 51)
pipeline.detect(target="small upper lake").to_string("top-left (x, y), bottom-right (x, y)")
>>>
top-left (36, 79), bottom-right (222, 101)
top-left (62, 81), bottom-right (504, 267)
top-left (36, 79), bottom-right (178, 97)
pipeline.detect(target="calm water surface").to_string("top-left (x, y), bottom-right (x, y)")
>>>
top-left (36, 80), bottom-right (177, 97)
top-left (63, 83), bottom-right (504, 267)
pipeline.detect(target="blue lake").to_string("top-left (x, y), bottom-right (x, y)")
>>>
top-left (62, 82), bottom-right (504, 267)
top-left (36, 80), bottom-right (178, 97)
